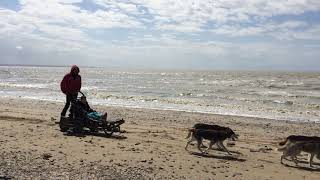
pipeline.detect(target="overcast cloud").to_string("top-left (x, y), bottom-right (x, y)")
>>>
top-left (0, 0), bottom-right (319, 70)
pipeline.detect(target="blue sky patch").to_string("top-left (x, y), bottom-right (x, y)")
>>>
top-left (73, 0), bottom-right (106, 12)
top-left (0, 0), bottom-right (20, 11)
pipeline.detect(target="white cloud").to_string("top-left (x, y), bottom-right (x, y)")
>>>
top-left (211, 20), bottom-right (318, 40)
top-left (129, 0), bottom-right (320, 33)
top-left (85, 10), bottom-right (142, 28)
top-left (0, 0), bottom-right (319, 70)
top-left (15, 45), bottom-right (23, 50)
top-left (289, 25), bottom-right (320, 40)
top-left (156, 22), bottom-right (203, 32)
top-left (1, 0), bottom-right (319, 43)
top-left (0, 0), bottom-right (146, 52)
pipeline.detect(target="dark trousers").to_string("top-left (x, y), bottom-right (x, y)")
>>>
top-left (61, 93), bottom-right (78, 116)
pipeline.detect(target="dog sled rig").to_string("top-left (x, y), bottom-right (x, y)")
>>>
top-left (59, 91), bottom-right (125, 136)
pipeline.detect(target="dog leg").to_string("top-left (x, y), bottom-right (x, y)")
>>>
top-left (200, 142), bottom-right (207, 148)
top-left (197, 139), bottom-right (206, 153)
top-left (185, 141), bottom-right (191, 151)
top-left (219, 142), bottom-right (232, 155)
top-left (185, 130), bottom-right (192, 139)
top-left (198, 136), bottom-right (206, 148)
top-left (292, 155), bottom-right (298, 165)
top-left (204, 140), bottom-right (216, 153)
top-left (216, 143), bottom-right (223, 150)
top-left (309, 153), bottom-right (315, 167)
top-left (281, 154), bottom-right (285, 164)
top-left (208, 140), bottom-right (215, 150)
top-left (185, 137), bottom-right (195, 151)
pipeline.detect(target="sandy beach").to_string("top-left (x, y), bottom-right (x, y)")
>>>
top-left (1, 97), bottom-right (320, 180)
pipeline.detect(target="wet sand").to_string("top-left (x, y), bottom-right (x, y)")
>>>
top-left (0, 97), bottom-right (320, 179)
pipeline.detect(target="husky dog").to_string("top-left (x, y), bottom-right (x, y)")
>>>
top-left (190, 123), bottom-right (237, 149)
top-left (278, 142), bottom-right (320, 167)
top-left (279, 135), bottom-right (320, 147)
top-left (185, 128), bottom-right (238, 155)
top-left (193, 123), bottom-right (234, 132)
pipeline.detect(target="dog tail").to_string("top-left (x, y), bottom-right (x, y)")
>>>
top-left (277, 146), bottom-right (287, 152)
top-left (186, 128), bottom-right (195, 139)
top-left (279, 138), bottom-right (288, 146)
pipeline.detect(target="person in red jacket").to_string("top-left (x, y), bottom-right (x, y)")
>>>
top-left (60, 65), bottom-right (82, 117)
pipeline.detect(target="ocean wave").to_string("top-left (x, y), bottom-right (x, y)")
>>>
top-left (92, 93), bottom-right (159, 102)
top-left (1, 66), bottom-right (320, 123)
top-left (1, 91), bottom-right (319, 123)
top-left (263, 100), bottom-right (294, 105)
top-left (179, 92), bottom-right (193, 96)
top-left (252, 80), bottom-right (305, 89)
top-left (266, 85), bottom-right (286, 89)
top-left (0, 82), bottom-right (49, 89)
top-left (72, 97), bottom-right (320, 123)
top-left (0, 69), bottom-right (12, 77)
top-left (246, 90), bottom-right (294, 97)
top-left (305, 103), bottom-right (320, 109)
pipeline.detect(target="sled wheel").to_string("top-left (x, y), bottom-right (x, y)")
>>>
top-left (104, 130), bottom-right (113, 137)
top-left (113, 126), bottom-right (120, 133)
top-left (90, 128), bottom-right (98, 133)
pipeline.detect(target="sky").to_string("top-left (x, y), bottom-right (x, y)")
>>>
top-left (0, 0), bottom-right (320, 71)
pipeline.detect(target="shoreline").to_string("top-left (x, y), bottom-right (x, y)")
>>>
top-left (1, 97), bottom-right (320, 179)
top-left (1, 96), bottom-right (318, 124)
top-left (1, 64), bottom-right (320, 73)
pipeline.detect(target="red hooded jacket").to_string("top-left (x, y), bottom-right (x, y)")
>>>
top-left (60, 65), bottom-right (81, 94)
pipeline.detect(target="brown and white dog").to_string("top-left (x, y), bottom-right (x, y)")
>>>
top-left (278, 141), bottom-right (320, 167)
top-left (185, 128), bottom-right (238, 155)
top-left (278, 135), bottom-right (320, 163)
top-left (279, 135), bottom-right (320, 147)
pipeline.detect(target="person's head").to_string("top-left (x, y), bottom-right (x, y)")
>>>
top-left (70, 65), bottom-right (80, 76)
top-left (80, 95), bottom-right (87, 104)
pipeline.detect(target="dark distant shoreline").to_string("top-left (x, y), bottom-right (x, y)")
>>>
top-left (0, 64), bottom-right (96, 68)
top-left (0, 64), bottom-right (67, 67)
top-left (0, 64), bottom-right (319, 73)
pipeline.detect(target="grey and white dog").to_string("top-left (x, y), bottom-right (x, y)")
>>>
top-left (185, 128), bottom-right (238, 155)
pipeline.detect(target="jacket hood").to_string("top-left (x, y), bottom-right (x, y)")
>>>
top-left (70, 65), bottom-right (80, 73)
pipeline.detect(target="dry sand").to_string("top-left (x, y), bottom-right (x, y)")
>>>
top-left (0, 97), bottom-right (320, 179)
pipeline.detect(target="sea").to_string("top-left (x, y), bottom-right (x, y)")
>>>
top-left (0, 66), bottom-right (320, 123)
